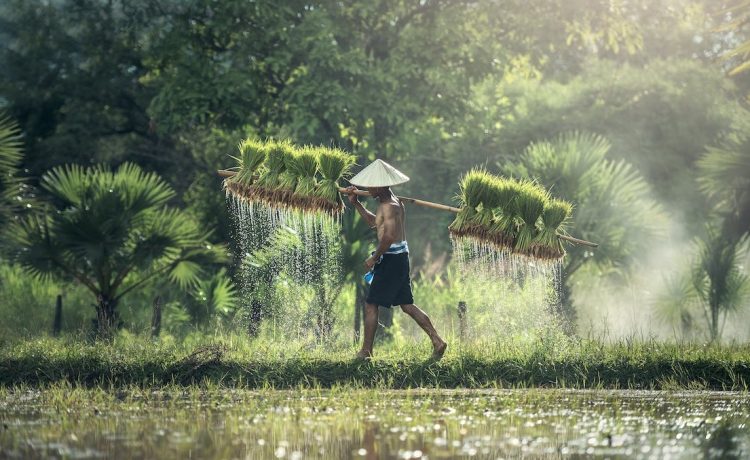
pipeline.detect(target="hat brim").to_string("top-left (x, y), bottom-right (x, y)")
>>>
top-left (348, 177), bottom-right (409, 187)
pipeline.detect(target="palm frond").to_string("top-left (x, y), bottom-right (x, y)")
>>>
top-left (0, 113), bottom-right (22, 174)
top-left (698, 143), bottom-right (750, 204)
top-left (503, 131), bottom-right (664, 271)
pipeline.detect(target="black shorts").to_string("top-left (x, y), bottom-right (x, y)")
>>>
top-left (366, 252), bottom-right (414, 307)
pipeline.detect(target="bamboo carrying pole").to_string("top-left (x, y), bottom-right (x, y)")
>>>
top-left (218, 169), bottom-right (599, 248)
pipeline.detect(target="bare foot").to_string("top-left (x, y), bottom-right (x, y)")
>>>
top-left (431, 341), bottom-right (447, 361)
top-left (354, 350), bottom-right (372, 361)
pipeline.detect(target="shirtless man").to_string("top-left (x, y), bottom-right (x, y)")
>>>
top-left (346, 184), bottom-right (447, 361)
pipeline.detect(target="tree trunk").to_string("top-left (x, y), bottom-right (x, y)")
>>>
top-left (315, 288), bottom-right (333, 341)
top-left (457, 301), bottom-right (467, 342)
top-left (710, 300), bottom-right (720, 342)
top-left (555, 281), bottom-right (578, 336)
top-left (247, 299), bottom-right (263, 337)
top-left (52, 294), bottom-right (63, 337)
top-left (151, 296), bottom-right (162, 338)
top-left (95, 294), bottom-right (119, 340)
top-left (377, 306), bottom-right (394, 341)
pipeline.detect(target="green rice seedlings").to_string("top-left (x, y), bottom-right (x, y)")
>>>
top-left (232, 138), bottom-right (267, 186)
top-left (289, 146), bottom-right (320, 208)
top-left (473, 177), bottom-right (503, 231)
top-left (514, 180), bottom-right (549, 254)
top-left (449, 168), bottom-right (492, 236)
top-left (316, 147), bottom-right (356, 213)
top-left (257, 139), bottom-right (293, 190)
top-left (276, 147), bottom-right (299, 199)
top-left (489, 178), bottom-right (520, 248)
top-left (536, 198), bottom-right (573, 258)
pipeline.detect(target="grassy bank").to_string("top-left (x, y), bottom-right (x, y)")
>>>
top-left (1, 333), bottom-right (749, 390)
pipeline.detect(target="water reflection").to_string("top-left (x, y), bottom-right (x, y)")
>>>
top-left (1, 389), bottom-right (748, 459)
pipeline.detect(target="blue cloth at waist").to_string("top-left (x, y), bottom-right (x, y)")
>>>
top-left (385, 240), bottom-right (409, 255)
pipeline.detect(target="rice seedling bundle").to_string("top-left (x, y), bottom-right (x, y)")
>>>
top-left (514, 180), bottom-right (549, 253)
top-left (289, 147), bottom-right (320, 210)
top-left (488, 178), bottom-right (520, 247)
top-left (534, 199), bottom-right (573, 259)
top-left (315, 147), bottom-right (356, 214)
top-left (449, 169), bottom-right (573, 259)
top-left (257, 139), bottom-right (293, 190)
top-left (448, 168), bottom-right (493, 236)
top-left (276, 147), bottom-right (300, 198)
top-left (251, 139), bottom-right (294, 205)
top-left (225, 138), bottom-right (267, 202)
top-left (224, 139), bottom-right (360, 215)
top-left (472, 177), bottom-right (504, 232)
top-left (232, 139), bottom-right (267, 186)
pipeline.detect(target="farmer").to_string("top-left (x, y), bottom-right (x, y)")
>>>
top-left (346, 159), bottom-right (447, 361)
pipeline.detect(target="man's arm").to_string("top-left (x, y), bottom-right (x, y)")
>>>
top-left (345, 186), bottom-right (376, 228)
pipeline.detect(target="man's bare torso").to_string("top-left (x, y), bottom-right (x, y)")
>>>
top-left (375, 197), bottom-right (406, 243)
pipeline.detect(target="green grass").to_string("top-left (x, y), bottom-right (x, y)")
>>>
top-left (2, 333), bottom-right (749, 390)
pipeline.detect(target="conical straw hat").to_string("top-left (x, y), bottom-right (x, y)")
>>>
top-left (349, 159), bottom-right (410, 187)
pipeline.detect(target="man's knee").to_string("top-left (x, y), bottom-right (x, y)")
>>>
top-left (365, 302), bottom-right (379, 313)
top-left (400, 303), bottom-right (416, 315)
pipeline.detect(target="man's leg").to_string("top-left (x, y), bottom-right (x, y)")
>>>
top-left (400, 304), bottom-right (447, 357)
top-left (357, 302), bottom-right (379, 358)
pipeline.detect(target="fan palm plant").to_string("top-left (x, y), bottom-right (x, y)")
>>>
top-left (0, 113), bottom-right (23, 231)
top-left (719, 1), bottom-right (750, 76)
top-left (504, 131), bottom-right (664, 331)
top-left (692, 228), bottom-right (750, 342)
top-left (10, 163), bottom-right (227, 339)
top-left (698, 132), bottom-right (750, 240)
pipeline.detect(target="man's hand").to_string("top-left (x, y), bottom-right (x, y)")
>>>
top-left (345, 185), bottom-right (360, 205)
top-left (364, 255), bottom-right (378, 270)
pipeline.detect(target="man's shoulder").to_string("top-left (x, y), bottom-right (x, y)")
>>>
top-left (378, 200), bottom-right (402, 213)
